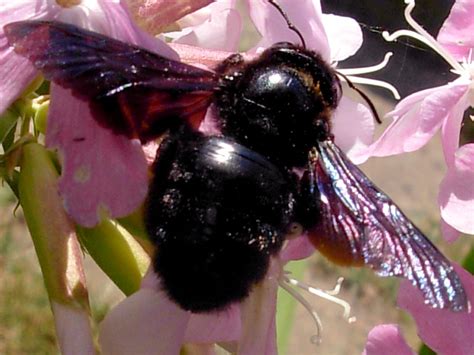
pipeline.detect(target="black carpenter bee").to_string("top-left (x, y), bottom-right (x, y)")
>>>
top-left (4, 17), bottom-right (468, 313)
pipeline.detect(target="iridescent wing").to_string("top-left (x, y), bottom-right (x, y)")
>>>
top-left (4, 20), bottom-right (219, 142)
top-left (304, 140), bottom-right (468, 312)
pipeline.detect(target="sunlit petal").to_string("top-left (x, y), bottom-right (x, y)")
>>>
top-left (437, 0), bottom-right (474, 61)
top-left (440, 89), bottom-right (470, 166)
top-left (321, 14), bottom-right (362, 62)
top-left (439, 143), bottom-right (474, 235)
top-left (0, 0), bottom-right (57, 113)
top-left (368, 82), bottom-right (469, 157)
top-left (169, 1), bottom-right (242, 52)
top-left (47, 86), bottom-right (148, 227)
top-left (125, 0), bottom-right (214, 35)
top-left (332, 96), bottom-right (374, 164)
top-left (99, 289), bottom-right (190, 355)
top-left (247, 0), bottom-right (330, 59)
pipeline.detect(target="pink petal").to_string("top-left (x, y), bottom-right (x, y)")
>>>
top-left (332, 96), bottom-right (375, 164)
top-left (185, 305), bottom-right (241, 343)
top-left (363, 324), bottom-right (415, 355)
top-left (440, 86), bottom-right (470, 166)
top-left (441, 219), bottom-right (462, 242)
top-left (51, 301), bottom-right (95, 355)
top-left (280, 235), bottom-right (315, 262)
top-left (246, 0), bottom-right (330, 60)
top-left (439, 144), bottom-right (474, 235)
top-left (125, 0), bottom-right (214, 35)
top-left (0, 45), bottom-right (38, 114)
top-left (170, 42), bottom-right (236, 69)
top-left (398, 264), bottom-right (474, 355)
top-left (44, 3), bottom-right (177, 226)
top-left (141, 268), bottom-right (242, 344)
top-left (47, 86), bottom-right (148, 227)
top-left (237, 260), bottom-right (279, 355)
top-left (54, 0), bottom-right (178, 59)
top-left (99, 289), bottom-right (190, 355)
top-left (169, 1), bottom-right (242, 52)
top-left (437, 0), bottom-right (474, 61)
top-left (98, 0), bottom-right (177, 60)
top-left (368, 82), bottom-right (469, 158)
top-left (321, 14), bottom-right (363, 62)
top-left (0, 0), bottom-right (56, 113)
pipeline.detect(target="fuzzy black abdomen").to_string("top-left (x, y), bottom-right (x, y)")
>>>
top-left (145, 132), bottom-right (296, 312)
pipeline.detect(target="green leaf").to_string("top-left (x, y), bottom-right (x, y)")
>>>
top-left (276, 259), bottom-right (308, 355)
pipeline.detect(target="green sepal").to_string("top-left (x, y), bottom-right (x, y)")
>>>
top-left (118, 205), bottom-right (150, 242)
top-left (77, 219), bottom-right (150, 296)
top-left (0, 108), bottom-right (19, 145)
top-left (33, 97), bottom-right (49, 135)
top-left (18, 142), bottom-right (90, 308)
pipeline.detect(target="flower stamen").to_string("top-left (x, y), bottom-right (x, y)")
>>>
top-left (342, 76), bottom-right (401, 100)
top-left (285, 276), bottom-right (356, 323)
top-left (279, 279), bottom-right (323, 344)
top-left (382, 0), bottom-right (464, 73)
top-left (337, 52), bottom-right (401, 100)
top-left (324, 276), bottom-right (344, 296)
top-left (338, 52), bottom-right (394, 75)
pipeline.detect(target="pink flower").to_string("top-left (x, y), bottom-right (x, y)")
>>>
top-left (438, 144), bottom-right (474, 239)
top-left (364, 0), bottom-right (474, 240)
top-left (0, 0), bottom-right (176, 227)
top-left (364, 264), bottom-right (474, 355)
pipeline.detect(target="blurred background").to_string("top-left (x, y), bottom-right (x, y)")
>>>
top-left (1, 0), bottom-right (472, 354)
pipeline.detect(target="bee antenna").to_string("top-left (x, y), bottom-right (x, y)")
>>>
top-left (267, 0), bottom-right (307, 48)
top-left (336, 71), bottom-right (382, 124)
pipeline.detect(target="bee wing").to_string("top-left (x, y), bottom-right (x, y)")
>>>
top-left (305, 140), bottom-right (468, 312)
top-left (4, 20), bottom-right (219, 141)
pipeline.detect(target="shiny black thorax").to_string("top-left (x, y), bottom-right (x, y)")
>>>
top-left (214, 43), bottom-right (340, 167)
top-left (146, 131), bottom-right (296, 311)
